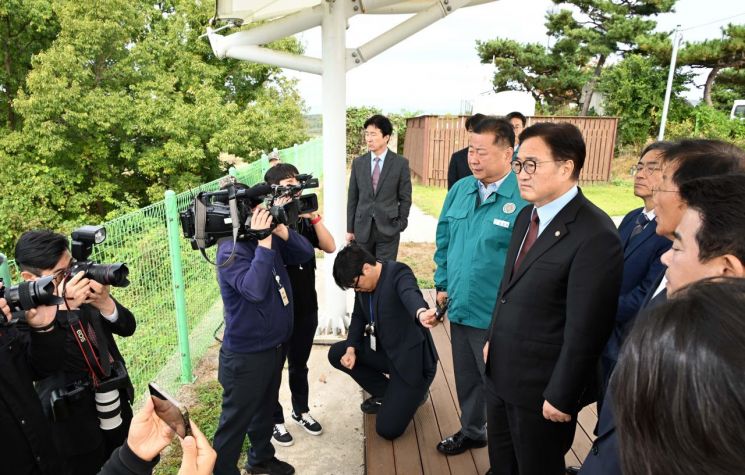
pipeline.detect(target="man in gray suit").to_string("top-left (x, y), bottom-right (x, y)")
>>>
top-left (346, 114), bottom-right (412, 261)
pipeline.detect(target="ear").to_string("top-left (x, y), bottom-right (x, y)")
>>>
top-left (20, 270), bottom-right (37, 282)
top-left (562, 159), bottom-right (575, 178)
top-left (720, 254), bottom-right (745, 278)
top-left (361, 263), bottom-right (373, 275)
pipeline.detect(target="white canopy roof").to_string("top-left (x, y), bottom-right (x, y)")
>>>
top-left (214, 0), bottom-right (495, 23)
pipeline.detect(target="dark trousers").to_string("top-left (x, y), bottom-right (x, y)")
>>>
top-left (486, 395), bottom-right (577, 475)
top-left (328, 338), bottom-right (434, 440)
top-left (451, 322), bottom-right (488, 440)
top-left (273, 310), bottom-right (318, 423)
top-left (358, 222), bottom-right (401, 261)
top-left (213, 345), bottom-right (284, 475)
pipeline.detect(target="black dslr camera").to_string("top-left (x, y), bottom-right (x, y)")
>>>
top-left (67, 226), bottom-right (130, 288)
top-left (179, 174), bottom-right (319, 260)
top-left (0, 275), bottom-right (64, 325)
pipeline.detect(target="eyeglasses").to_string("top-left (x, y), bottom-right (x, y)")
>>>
top-left (351, 275), bottom-right (362, 289)
top-left (632, 163), bottom-right (662, 176)
top-left (511, 158), bottom-right (563, 175)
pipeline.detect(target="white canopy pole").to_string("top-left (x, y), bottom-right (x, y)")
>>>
top-left (210, 42), bottom-right (323, 74)
top-left (350, 0), bottom-right (473, 68)
top-left (658, 26), bottom-right (682, 141)
top-left (320, 0), bottom-right (350, 334)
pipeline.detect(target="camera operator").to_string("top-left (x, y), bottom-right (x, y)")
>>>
top-left (212, 181), bottom-right (314, 475)
top-left (0, 286), bottom-right (67, 474)
top-left (264, 164), bottom-right (336, 446)
top-left (14, 230), bottom-right (137, 475)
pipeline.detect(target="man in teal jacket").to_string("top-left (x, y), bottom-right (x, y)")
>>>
top-left (434, 116), bottom-right (528, 456)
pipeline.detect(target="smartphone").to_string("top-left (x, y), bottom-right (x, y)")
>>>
top-left (148, 382), bottom-right (192, 438)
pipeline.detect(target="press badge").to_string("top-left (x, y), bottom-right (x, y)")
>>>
top-left (275, 272), bottom-right (289, 306)
top-left (370, 333), bottom-right (377, 351)
top-left (493, 218), bottom-right (510, 228)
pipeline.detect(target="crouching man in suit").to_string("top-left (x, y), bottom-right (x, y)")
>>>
top-left (328, 243), bottom-right (438, 440)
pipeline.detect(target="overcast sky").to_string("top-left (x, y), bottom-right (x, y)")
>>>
top-left (281, 0), bottom-right (745, 114)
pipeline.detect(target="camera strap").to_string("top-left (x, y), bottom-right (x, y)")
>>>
top-left (194, 189), bottom-right (240, 267)
top-left (61, 310), bottom-right (112, 386)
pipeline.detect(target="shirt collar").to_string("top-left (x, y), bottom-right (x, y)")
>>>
top-left (642, 208), bottom-right (656, 221)
top-left (372, 149), bottom-right (388, 162)
top-left (478, 173), bottom-right (509, 197)
top-left (534, 185), bottom-right (579, 231)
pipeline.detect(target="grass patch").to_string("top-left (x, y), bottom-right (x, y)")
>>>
top-left (154, 377), bottom-right (248, 474)
top-left (413, 179), bottom-right (640, 219)
top-left (412, 183), bottom-right (447, 219)
top-left (582, 180), bottom-right (639, 217)
top-left (398, 242), bottom-right (436, 288)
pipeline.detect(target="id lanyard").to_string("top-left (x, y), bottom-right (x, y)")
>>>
top-left (366, 295), bottom-right (377, 351)
top-left (272, 268), bottom-right (290, 307)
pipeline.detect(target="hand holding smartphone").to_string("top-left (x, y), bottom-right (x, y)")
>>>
top-left (148, 382), bottom-right (192, 438)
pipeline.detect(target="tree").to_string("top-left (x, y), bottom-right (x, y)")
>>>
top-left (678, 24), bottom-right (745, 107)
top-left (0, 0), bottom-right (307, 251)
top-left (597, 54), bottom-right (691, 146)
top-left (476, 37), bottom-right (590, 111)
top-left (0, 0), bottom-right (59, 130)
top-left (477, 0), bottom-right (675, 114)
top-left (710, 68), bottom-right (745, 112)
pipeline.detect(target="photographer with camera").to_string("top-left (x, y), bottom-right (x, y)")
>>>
top-left (0, 282), bottom-right (67, 474)
top-left (263, 164), bottom-right (336, 446)
top-left (14, 230), bottom-right (137, 475)
top-left (211, 181), bottom-right (314, 475)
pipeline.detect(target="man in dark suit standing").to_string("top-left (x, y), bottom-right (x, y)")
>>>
top-left (600, 142), bottom-right (672, 386)
top-left (483, 123), bottom-right (624, 475)
top-left (447, 113), bottom-right (485, 189)
top-left (327, 243), bottom-right (439, 440)
top-left (347, 114), bottom-right (412, 261)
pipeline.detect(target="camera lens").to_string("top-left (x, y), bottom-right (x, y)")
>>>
top-left (4, 275), bottom-right (64, 311)
top-left (86, 263), bottom-right (130, 288)
top-left (95, 389), bottom-right (123, 430)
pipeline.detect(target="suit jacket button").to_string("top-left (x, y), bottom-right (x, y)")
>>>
top-left (592, 445), bottom-right (599, 455)
top-left (500, 298), bottom-right (506, 304)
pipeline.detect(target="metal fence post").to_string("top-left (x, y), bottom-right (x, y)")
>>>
top-left (164, 190), bottom-right (194, 383)
top-left (0, 253), bottom-right (12, 287)
top-left (229, 166), bottom-right (237, 177)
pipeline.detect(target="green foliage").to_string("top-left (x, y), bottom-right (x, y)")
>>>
top-left (476, 0), bottom-right (675, 112)
top-left (710, 67), bottom-right (745, 112)
top-left (0, 0), bottom-right (307, 252)
top-left (0, 0), bottom-right (60, 130)
top-left (598, 55), bottom-right (692, 146)
top-left (678, 24), bottom-right (745, 105)
top-left (346, 106), bottom-right (381, 162)
top-left (476, 38), bottom-right (590, 110)
top-left (665, 105), bottom-right (745, 149)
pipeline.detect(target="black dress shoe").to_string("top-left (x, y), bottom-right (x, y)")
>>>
top-left (565, 466), bottom-right (581, 475)
top-left (436, 430), bottom-right (487, 455)
top-left (361, 396), bottom-right (383, 414)
top-left (245, 456), bottom-right (295, 475)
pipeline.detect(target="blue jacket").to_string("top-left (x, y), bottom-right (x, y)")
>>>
top-left (434, 173), bottom-right (527, 329)
top-left (217, 230), bottom-right (314, 354)
top-left (603, 207), bottom-right (670, 366)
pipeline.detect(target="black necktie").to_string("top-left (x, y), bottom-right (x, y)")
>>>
top-left (514, 209), bottom-right (539, 272)
top-left (629, 213), bottom-right (650, 240)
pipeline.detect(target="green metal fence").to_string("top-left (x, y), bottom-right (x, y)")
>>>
top-left (0, 138), bottom-right (323, 397)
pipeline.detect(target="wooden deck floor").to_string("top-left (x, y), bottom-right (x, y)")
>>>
top-left (364, 289), bottom-right (597, 475)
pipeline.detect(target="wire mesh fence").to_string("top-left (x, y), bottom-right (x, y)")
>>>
top-left (0, 138), bottom-right (323, 398)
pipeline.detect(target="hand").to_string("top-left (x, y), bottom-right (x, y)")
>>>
top-left (542, 400), bottom-right (571, 423)
top-left (0, 296), bottom-right (11, 323)
top-left (341, 347), bottom-right (356, 370)
top-left (300, 211), bottom-right (317, 219)
top-left (127, 396), bottom-right (176, 462)
top-left (85, 280), bottom-right (115, 316)
top-left (178, 420), bottom-right (216, 475)
top-left (417, 308), bottom-right (439, 328)
top-left (25, 304), bottom-right (58, 330)
top-left (346, 232), bottom-right (355, 243)
top-left (251, 208), bottom-right (273, 248)
top-left (483, 341), bottom-right (489, 364)
top-left (272, 223), bottom-right (290, 241)
top-left (274, 195), bottom-right (292, 207)
top-left (59, 271), bottom-right (91, 310)
top-left (436, 291), bottom-right (448, 307)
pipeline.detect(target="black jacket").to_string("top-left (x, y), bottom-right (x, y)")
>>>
top-left (486, 191), bottom-right (623, 414)
top-left (97, 443), bottom-right (159, 475)
top-left (447, 147), bottom-right (472, 189)
top-left (347, 261), bottom-right (438, 385)
top-left (36, 299), bottom-right (136, 459)
top-left (0, 322), bottom-right (66, 475)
